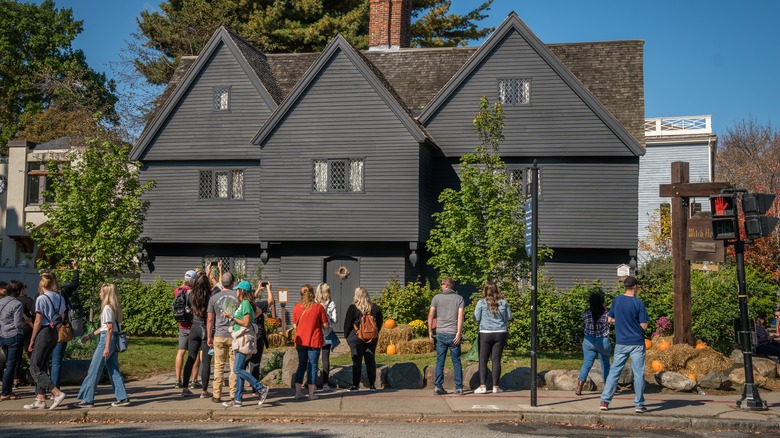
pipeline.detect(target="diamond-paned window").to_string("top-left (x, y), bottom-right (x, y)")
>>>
top-left (498, 78), bottom-right (531, 105)
top-left (312, 159), bottom-right (364, 193)
top-left (214, 87), bottom-right (230, 110)
top-left (199, 169), bottom-right (244, 199)
top-left (508, 168), bottom-right (523, 190)
top-left (203, 255), bottom-right (246, 277)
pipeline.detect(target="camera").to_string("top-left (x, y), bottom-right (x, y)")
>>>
top-left (209, 261), bottom-right (218, 267)
top-left (260, 281), bottom-right (269, 287)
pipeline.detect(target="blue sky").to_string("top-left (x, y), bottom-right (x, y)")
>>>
top-left (34, 0), bottom-right (780, 137)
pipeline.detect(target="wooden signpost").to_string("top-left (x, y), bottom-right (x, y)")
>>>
top-left (659, 162), bottom-right (729, 345)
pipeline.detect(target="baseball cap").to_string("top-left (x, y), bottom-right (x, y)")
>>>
top-left (623, 276), bottom-right (640, 288)
top-left (184, 270), bottom-right (197, 280)
top-left (235, 280), bottom-right (252, 292)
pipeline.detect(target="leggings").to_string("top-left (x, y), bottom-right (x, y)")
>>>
top-left (320, 344), bottom-right (332, 384)
top-left (478, 331), bottom-right (508, 386)
top-left (183, 319), bottom-right (210, 388)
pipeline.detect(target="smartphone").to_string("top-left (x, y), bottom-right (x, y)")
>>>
top-left (210, 261), bottom-right (218, 267)
top-left (260, 281), bottom-right (269, 287)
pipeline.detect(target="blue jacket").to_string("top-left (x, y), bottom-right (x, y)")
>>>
top-left (474, 298), bottom-right (511, 332)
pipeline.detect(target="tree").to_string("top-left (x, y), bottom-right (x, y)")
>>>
top-left (27, 139), bottom-right (156, 309)
top-left (716, 117), bottom-right (780, 282)
top-left (427, 97), bottom-right (543, 287)
top-left (0, 0), bottom-right (117, 154)
top-left (411, 0), bottom-right (493, 48)
top-left (638, 205), bottom-right (672, 260)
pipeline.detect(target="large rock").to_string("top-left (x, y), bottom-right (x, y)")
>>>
top-left (331, 365), bottom-right (369, 388)
top-left (281, 347), bottom-right (298, 388)
top-left (698, 370), bottom-right (732, 390)
top-left (387, 362), bottom-right (424, 389)
top-left (654, 371), bottom-right (697, 392)
top-left (465, 363), bottom-right (492, 391)
top-left (499, 367), bottom-right (533, 391)
top-left (542, 369), bottom-right (579, 391)
top-left (618, 365), bottom-right (634, 386)
top-left (424, 365), bottom-right (455, 389)
top-left (730, 349), bottom-right (743, 364)
top-left (728, 366), bottom-right (768, 387)
top-left (586, 371), bottom-right (603, 391)
top-left (751, 357), bottom-right (778, 378)
top-left (261, 369), bottom-right (281, 388)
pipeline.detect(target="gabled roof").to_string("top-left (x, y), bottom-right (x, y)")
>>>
top-left (417, 12), bottom-right (645, 156)
top-left (252, 34), bottom-right (431, 146)
top-left (130, 26), bottom-right (282, 160)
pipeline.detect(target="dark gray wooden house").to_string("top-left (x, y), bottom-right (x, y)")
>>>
top-left (131, 3), bottom-right (645, 319)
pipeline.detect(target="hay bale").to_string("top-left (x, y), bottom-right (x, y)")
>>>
top-left (686, 348), bottom-right (733, 376)
top-left (267, 333), bottom-right (288, 348)
top-left (397, 338), bottom-right (434, 355)
top-left (378, 325), bottom-right (414, 352)
top-left (645, 339), bottom-right (733, 376)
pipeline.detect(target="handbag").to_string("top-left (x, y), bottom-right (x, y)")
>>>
top-left (325, 329), bottom-right (341, 349)
top-left (44, 294), bottom-right (72, 342)
top-left (116, 321), bottom-right (128, 353)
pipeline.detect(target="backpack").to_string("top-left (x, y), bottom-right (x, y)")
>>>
top-left (172, 288), bottom-right (192, 324)
top-left (354, 308), bottom-right (377, 342)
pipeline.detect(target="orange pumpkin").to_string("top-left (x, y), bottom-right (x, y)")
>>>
top-left (657, 340), bottom-right (671, 351)
top-left (384, 319), bottom-right (397, 329)
top-left (687, 373), bottom-right (697, 382)
top-left (386, 344), bottom-right (397, 355)
top-left (644, 339), bottom-right (652, 349)
top-left (695, 342), bottom-right (708, 349)
top-left (651, 359), bottom-right (664, 373)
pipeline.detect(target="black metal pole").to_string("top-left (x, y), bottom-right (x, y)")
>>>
top-left (735, 238), bottom-right (767, 410)
top-left (530, 160), bottom-right (538, 407)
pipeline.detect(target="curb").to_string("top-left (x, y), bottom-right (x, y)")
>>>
top-left (2, 409), bottom-right (779, 432)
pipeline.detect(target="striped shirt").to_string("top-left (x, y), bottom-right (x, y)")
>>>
top-left (582, 309), bottom-right (610, 337)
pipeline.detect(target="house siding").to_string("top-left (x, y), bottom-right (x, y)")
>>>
top-left (139, 42), bottom-right (271, 161)
top-left (424, 31), bottom-right (633, 158)
top-left (258, 50), bottom-right (422, 241)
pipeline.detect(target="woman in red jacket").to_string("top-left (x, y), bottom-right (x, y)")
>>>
top-left (292, 284), bottom-right (328, 400)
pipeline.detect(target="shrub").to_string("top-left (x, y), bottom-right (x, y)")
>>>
top-left (117, 277), bottom-right (178, 337)
top-left (375, 277), bottom-right (437, 324)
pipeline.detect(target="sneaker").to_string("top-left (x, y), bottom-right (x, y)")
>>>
top-left (181, 388), bottom-right (193, 397)
top-left (452, 388), bottom-right (464, 395)
top-left (211, 397), bottom-right (222, 404)
top-left (200, 392), bottom-right (211, 399)
top-left (492, 387), bottom-right (504, 394)
top-left (189, 381), bottom-right (202, 390)
top-left (222, 400), bottom-right (242, 408)
top-left (635, 406), bottom-right (648, 414)
top-left (433, 387), bottom-right (447, 395)
top-left (348, 386), bottom-right (359, 392)
top-left (257, 386), bottom-right (269, 406)
top-left (322, 385), bottom-right (333, 392)
top-left (111, 399), bottom-right (130, 407)
top-left (24, 400), bottom-right (46, 409)
top-left (174, 380), bottom-right (183, 389)
top-left (474, 387), bottom-right (487, 394)
top-left (369, 385), bottom-right (377, 392)
top-left (73, 401), bottom-right (94, 408)
top-left (600, 401), bottom-right (609, 411)
top-left (50, 392), bottom-right (67, 410)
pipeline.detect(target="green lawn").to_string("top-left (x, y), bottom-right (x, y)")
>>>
top-left (121, 337), bottom-right (582, 381)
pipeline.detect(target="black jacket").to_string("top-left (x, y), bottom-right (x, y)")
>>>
top-left (343, 303), bottom-right (383, 340)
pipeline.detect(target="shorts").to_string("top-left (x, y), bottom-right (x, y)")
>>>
top-left (178, 328), bottom-right (191, 350)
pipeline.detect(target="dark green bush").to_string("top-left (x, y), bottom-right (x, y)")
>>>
top-left (375, 277), bottom-right (437, 324)
top-left (117, 277), bottom-right (178, 337)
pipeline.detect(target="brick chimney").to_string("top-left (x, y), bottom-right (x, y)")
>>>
top-left (369, 0), bottom-right (411, 50)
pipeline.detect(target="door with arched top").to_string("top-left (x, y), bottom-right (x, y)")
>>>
top-left (324, 256), bottom-right (359, 334)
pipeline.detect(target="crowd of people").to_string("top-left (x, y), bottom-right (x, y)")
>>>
top-left (2, 267), bottom-right (780, 413)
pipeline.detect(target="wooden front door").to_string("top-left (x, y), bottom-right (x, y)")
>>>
top-left (324, 256), bottom-right (359, 334)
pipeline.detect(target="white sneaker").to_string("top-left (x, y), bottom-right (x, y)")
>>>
top-left (493, 387), bottom-right (504, 393)
top-left (474, 387), bottom-right (487, 394)
top-left (257, 386), bottom-right (269, 406)
top-left (24, 400), bottom-right (47, 409)
top-left (50, 392), bottom-right (67, 410)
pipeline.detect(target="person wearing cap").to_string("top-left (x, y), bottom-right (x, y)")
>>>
top-left (207, 271), bottom-right (238, 403)
top-left (173, 270), bottom-right (199, 391)
top-left (599, 275), bottom-right (649, 414)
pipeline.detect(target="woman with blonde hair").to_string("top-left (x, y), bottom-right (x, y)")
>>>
top-left (343, 287), bottom-right (383, 392)
top-left (473, 281), bottom-right (512, 394)
top-left (73, 284), bottom-right (129, 407)
top-left (292, 284), bottom-right (327, 400)
top-left (24, 271), bottom-right (69, 409)
top-left (315, 283), bottom-right (338, 391)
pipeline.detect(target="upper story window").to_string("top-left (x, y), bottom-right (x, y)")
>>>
top-left (498, 78), bottom-right (531, 105)
top-left (199, 169), bottom-right (244, 200)
top-left (27, 162), bottom-right (58, 205)
top-left (313, 158), bottom-right (364, 193)
top-left (507, 166), bottom-right (542, 200)
top-left (213, 87), bottom-right (231, 111)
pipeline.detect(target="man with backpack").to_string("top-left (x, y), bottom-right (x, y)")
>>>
top-left (428, 277), bottom-right (465, 395)
top-left (172, 270), bottom-right (198, 390)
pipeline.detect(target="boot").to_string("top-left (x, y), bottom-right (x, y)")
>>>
top-left (575, 380), bottom-right (585, 396)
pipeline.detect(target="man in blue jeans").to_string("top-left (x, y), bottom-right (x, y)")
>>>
top-left (428, 277), bottom-right (465, 395)
top-left (600, 275), bottom-right (649, 413)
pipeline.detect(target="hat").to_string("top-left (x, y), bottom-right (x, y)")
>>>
top-left (623, 276), bottom-right (640, 288)
top-left (184, 270), bottom-right (197, 280)
top-left (235, 280), bottom-right (252, 292)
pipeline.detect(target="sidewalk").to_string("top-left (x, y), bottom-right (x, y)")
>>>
top-left (1, 376), bottom-right (779, 433)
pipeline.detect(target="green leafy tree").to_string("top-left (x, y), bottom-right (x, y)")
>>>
top-left (0, 0), bottom-right (117, 154)
top-left (427, 97), bottom-right (547, 287)
top-left (411, 0), bottom-right (493, 48)
top-left (27, 140), bottom-right (156, 310)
